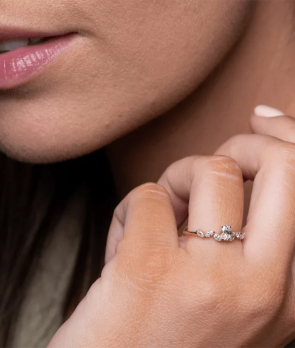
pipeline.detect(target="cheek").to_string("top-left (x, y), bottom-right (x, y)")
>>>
top-left (0, 0), bottom-right (251, 163)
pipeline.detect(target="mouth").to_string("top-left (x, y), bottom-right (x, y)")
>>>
top-left (0, 29), bottom-right (77, 90)
top-left (0, 37), bottom-right (54, 54)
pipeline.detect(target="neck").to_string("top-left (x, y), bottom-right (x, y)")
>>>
top-left (107, 0), bottom-right (295, 198)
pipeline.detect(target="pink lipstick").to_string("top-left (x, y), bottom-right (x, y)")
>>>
top-left (0, 33), bottom-right (76, 89)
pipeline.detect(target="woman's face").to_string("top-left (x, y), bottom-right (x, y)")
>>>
top-left (0, 0), bottom-right (250, 163)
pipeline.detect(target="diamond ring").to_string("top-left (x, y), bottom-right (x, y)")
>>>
top-left (182, 225), bottom-right (245, 242)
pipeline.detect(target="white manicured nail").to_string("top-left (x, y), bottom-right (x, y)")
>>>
top-left (254, 105), bottom-right (284, 117)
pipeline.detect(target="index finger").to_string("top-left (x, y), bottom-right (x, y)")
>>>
top-left (106, 183), bottom-right (179, 263)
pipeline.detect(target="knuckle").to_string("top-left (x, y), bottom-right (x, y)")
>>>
top-left (225, 134), bottom-right (245, 147)
top-left (197, 281), bottom-right (224, 309)
top-left (200, 155), bottom-right (242, 180)
top-left (112, 183), bottom-right (171, 228)
top-left (220, 134), bottom-right (246, 155)
top-left (133, 182), bottom-right (170, 200)
top-left (183, 265), bottom-right (240, 312)
top-left (164, 155), bottom-right (195, 178)
top-left (141, 250), bottom-right (175, 279)
top-left (113, 202), bottom-right (122, 220)
top-left (269, 142), bottom-right (295, 166)
top-left (190, 278), bottom-right (237, 315)
top-left (117, 249), bottom-right (177, 292)
top-left (84, 278), bottom-right (103, 305)
top-left (242, 273), bottom-right (287, 320)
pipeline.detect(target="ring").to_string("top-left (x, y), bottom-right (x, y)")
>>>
top-left (182, 225), bottom-right (245, 242)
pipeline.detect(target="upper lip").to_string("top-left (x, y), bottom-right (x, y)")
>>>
top-left (0, 25), bottom-right (70, 42)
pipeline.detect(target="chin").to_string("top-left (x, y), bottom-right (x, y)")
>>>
top-left (0, 125), bottom-right (102, 164)
top-left (0, 84), bottom-right (180, 164)
top-left (0, 97), bottom-right (108, 164)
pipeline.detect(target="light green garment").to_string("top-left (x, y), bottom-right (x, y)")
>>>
top-left (12, 195), bottom-right (83, 348)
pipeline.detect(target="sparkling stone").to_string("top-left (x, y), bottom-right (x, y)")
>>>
top-left (205, 231), bottom-right (214, 237)
top-left (229, 235), bottom-right (235, 242)
top-left (214, 234), bottom-right (221, 242)
top-left (236, 232), bottom-right (242, 239)
top-left (240, 233), bottom-right (245, 240)
top-left (221, 225), bottom-right (232, 234)
top-left (221, 233), bottom-right (231, 241)
top-left (197, 230), bottom-right (204, 238)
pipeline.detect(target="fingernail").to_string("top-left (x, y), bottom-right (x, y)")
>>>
top-left (254, 105), bottom-right (284, 117)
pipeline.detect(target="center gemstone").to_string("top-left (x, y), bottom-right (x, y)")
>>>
top-left (221, 225), bottom-right (232, 234)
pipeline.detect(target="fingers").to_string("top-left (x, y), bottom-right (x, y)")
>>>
top-left (158, 156), bottom-right (244, 252)
top-left (105, 183), bottom-right (178, 263)
top-left (216, 134), bottom-right (295, 265)
top-left (107, 154), bottom-right (245, 263)
top-left (251, 105), bottom-right (295, 143)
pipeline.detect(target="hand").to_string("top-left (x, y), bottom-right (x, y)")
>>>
top-left (48, 107), bottom-right (295, 348)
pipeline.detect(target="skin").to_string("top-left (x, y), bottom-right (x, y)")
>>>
top-left (0, 0), bottom-right (250, 162)
top-left (2, 0), bottom-right (295, 346)
top-left (49, 125), bottom-right (295, 347)
top-left (108, 0), bottom-right (295, 197)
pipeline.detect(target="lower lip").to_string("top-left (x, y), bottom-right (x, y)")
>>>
top-left (0, 34), bottom-right (76, 90)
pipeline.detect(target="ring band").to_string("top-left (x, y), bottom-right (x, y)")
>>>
top-left (182, 225), bottom-right (245, 242)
